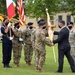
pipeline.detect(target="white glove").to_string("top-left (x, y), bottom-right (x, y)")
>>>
top-left (8, 22), bottom-right (12, 27)
top-left (19, 38), bottom-right (23, 41)
top-left (9, 37), bottom-right (13, 40)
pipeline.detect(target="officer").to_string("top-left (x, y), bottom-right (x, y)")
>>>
top-left (1, 18), bottom-right (14, 68)
top-left (67, 22), bottom-right (75, 64)
top-left (12, 22), bottom-right (23, 67)
top-left (22, 22), bottom-right (33, 65)
top-left (32, 19), bottom-right (52, 72)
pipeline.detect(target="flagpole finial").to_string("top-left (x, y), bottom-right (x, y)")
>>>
top-left (46, 8), bottom-right (48, 12)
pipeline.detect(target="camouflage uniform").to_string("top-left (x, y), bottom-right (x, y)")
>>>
top-left (69, 28), bottom-right (75, 64)
top-left (12, 29), bottom-right (22, 66)
top-left (22, 28), bottom-right (33, 65)
top-left (32, 28), bottom-right (51, 70)
top-left (31, 28), bottom-right (37, 50)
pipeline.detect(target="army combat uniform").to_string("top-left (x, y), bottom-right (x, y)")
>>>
top-left (12, 29), bottom-right (22, 67)
top-left (22, 28), bottom-right (33, 65)
top-left (32, 28), bottom-right (51, 71)
top-left (69, 28), bottom-right (75, 64)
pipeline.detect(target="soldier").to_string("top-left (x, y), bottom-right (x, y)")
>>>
top-left (67, 22), bottom-right (75, 64)
top-left (32, 19), bottom-right (52, 72)
top-left (12, 22), bottom-right (23, 67)
top-left (22, 22), bottom-right (33, 65)
top-left (1, 18), bottom-right (14, 68)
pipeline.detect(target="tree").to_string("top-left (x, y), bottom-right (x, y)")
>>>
top-left (24, 0), bottom-right (61, 18)
top-left (57, 0), bottom-right (75, 15)
top-left (64, 0), bottom-right (75, 15)
top-left (0, 0), bottom-right (6, 15)
top-left (1, 0), bottom-right (75, 19)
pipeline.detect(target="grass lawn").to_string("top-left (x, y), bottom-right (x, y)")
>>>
top-left (0, 42), bottom-right (75, 75)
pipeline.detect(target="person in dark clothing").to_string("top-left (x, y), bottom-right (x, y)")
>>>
top-left (1, 18), bottom-right (14, 68)
top-left (53, 20), bottom-right (75, 73)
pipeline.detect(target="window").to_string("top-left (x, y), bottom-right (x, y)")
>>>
top-left (58, 15), bottom-right (62, 21)
top-left (67, 15), bottom-right (71, 25)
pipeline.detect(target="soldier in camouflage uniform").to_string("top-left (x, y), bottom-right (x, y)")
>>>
top-left (32, 19), bottom-right (52, 72)
top-left (22, 22), bottom-right (33, 65)
top-left (67, 22), bottom-right (75, 64)
top-left (12, 22), bottom-right (23, 67)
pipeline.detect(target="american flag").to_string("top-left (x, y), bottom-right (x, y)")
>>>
top-left (17, 0), bottom-right (26, 26)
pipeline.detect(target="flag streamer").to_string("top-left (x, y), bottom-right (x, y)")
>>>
top-left (17, 0), bottom-right (26, 26)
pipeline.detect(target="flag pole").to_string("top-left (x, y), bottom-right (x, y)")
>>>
top-left (52, 46), bottom-right (56, 63)
top-left (46, 8), bottom-right (56, 63)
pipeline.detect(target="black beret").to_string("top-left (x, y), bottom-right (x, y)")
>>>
top-left (27, 22), bottom-right (33, 26)
top-left (37, 19), bottom-right (45, 26)
top-left (67, 22), bottom-right (74, 25)
top-left (14, 22), bottom-right (19, 27)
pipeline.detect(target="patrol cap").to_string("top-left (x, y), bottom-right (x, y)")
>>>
top-left (67, 22), bottom-right (74, 25)
top-left (37, 19), bottom-right (45, 26)
top-left (27, 22), bottom-right (33, 26)
top-left (14, 22), bottom-right (19, 27)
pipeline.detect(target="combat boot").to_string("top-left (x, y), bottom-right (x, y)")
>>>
top-left (4, 64), bottom-right (12, 68)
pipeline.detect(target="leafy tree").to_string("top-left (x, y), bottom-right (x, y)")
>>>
top-left (24, 0), bottom-right (61, 18)
top-left (1, 0), bottom-right (75, 18)
top-left (0, 0), bottom-right (6, 15)
top-left (63, 0), bottom-right (75, 15)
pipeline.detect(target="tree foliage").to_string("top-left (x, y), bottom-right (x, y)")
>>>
top-left (63, 0), bottom-right (75, 15)
top-left (0, 0), bottom-right (6, 15)
top-left (0, 0), bottom-right (75, 18)
top-left (24, 0), bottom-right (61, 18)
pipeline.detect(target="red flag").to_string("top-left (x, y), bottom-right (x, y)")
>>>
top-left (6, 0), bottom-right (15, 20)
top-left (17, 0), bottom-right (26, 26)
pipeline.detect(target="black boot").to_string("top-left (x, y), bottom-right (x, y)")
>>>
top-left (4, 64), bottom-right (12, 68)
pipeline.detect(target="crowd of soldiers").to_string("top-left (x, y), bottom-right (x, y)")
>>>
top-left (0, 18), bottom-right (75, 73)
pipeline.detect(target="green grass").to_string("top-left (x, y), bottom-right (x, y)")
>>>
top-left (0, 42), bottom-right (75, 75)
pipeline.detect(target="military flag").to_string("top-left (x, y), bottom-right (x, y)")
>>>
top-left (17, 0), bottom-right (26, 26)
top-left (46, 8), bottom-right (53, 42)
top-left (46, 8), bottom-right (56, 63)
top-left (6, 0), bottom-right (15, 20)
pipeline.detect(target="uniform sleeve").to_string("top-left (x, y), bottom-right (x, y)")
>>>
top-left (1, 27), bottom-right (6, 35)
top-left (53, 31), bottom-right (64, 44)
top-left (40, 31), bottom-right (51, 46)
top-left (31, 30), bottom-right (35, 46)
top-left (54, 31), bottom-right (59, 35)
